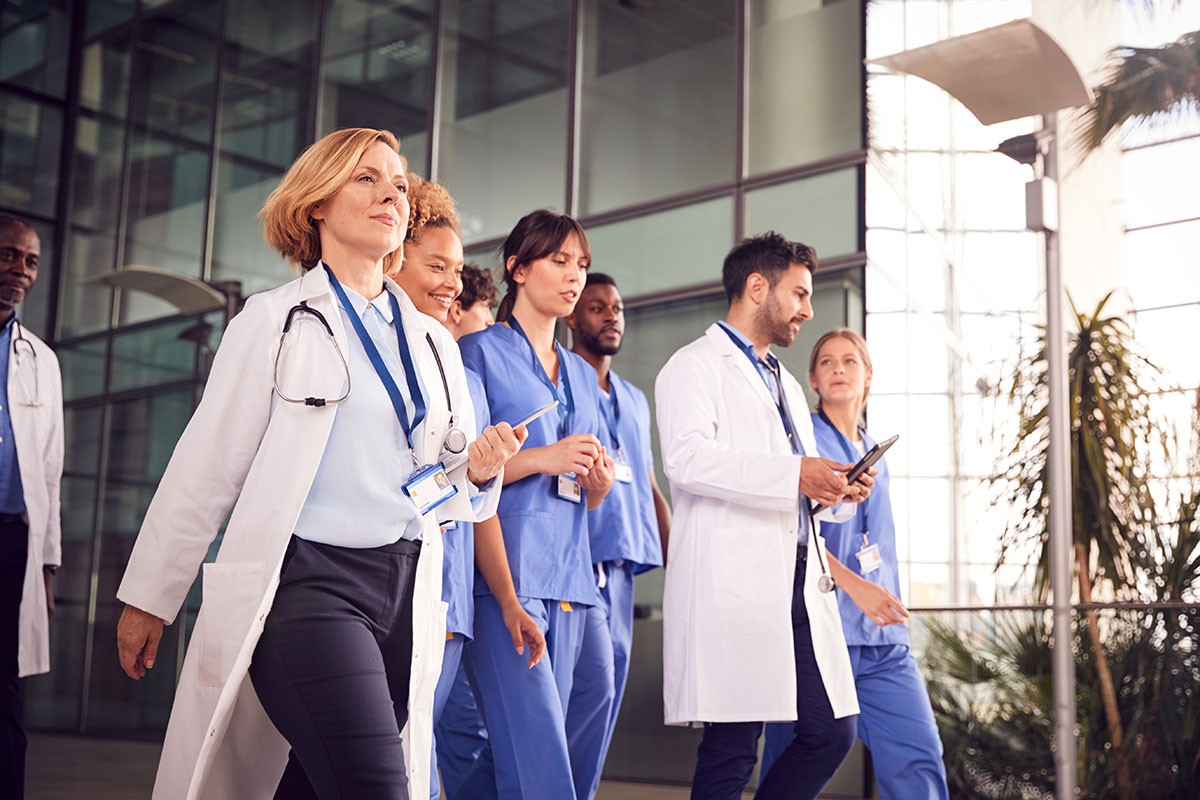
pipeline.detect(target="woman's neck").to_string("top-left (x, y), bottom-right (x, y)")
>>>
top-left (509, 296), bottom-right (558, 356)
top-left (821, 399), bottom-right (862, 441)
top-left (322, 250), bottom-right (386, 299)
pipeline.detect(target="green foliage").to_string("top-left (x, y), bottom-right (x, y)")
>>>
top-left (924, 295), bottom-right (1200, 797)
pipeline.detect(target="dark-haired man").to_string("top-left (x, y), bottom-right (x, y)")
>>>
top-left (565, 273), bottom-right (670, 799)
top-left (0, 214), bottom-right (63, 799)
top-left (444, 264), bottom-right (497, 340)
top-left (655, 232), bottom-right (870, 800)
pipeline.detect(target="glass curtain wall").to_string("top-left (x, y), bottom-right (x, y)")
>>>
top-left (2, 0), bottom-right (870, 789)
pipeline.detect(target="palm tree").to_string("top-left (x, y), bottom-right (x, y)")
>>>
top-left (1079, 12), bottom-right (1200, 151)
top-left (992, 293), bottom-right (1181, 799)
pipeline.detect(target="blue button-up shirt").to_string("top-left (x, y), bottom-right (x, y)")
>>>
top-left (717, 320), bottom-right (811, 543)
top-left (293, 286), bottom-right (424, 547)
top-left (0, 317), bottom-right (25, 514)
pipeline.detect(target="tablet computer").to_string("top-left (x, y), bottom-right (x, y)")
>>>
top-left (810, 434), bottom-right (898, 515)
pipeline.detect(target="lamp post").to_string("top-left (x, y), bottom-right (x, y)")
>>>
top-left (872, 18), bottom-right (1091, 799)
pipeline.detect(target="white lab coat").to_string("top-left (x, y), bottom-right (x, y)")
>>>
top-left (655, 323), bottom-right (859, 725)
top-left (8, 323), bottom-right (63, 678)
top-left (117, 267), bottom-right (500, 800)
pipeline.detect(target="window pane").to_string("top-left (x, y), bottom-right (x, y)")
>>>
top-left (211, 158), bottom-right (291, 293)
top-left (320, 0), bottom-right (433, 176)
top-left (121, 134), bottom-right (209, 295)
top-left (578, 0), bottom-right (734, 214)
top-left (0, 0), bottom-right (71, 97)
top-left (59, 339), bottom-right (109, 401)
top-left (110, 317), bottom-right (203, 393)
top-left (1124, 220), bottom-right (1200, 310)
top-left (1124, 138), bottom-right (1200, 229)
top-left (62, 228), bottom-right (116, 337)
top-left (83, 0), bottom-right (135, 40)
top-left (78, 31), bottom-right (131, 116)
top-left (437, 0), bottom-right (570, 243)
top-left (744, 168), bottom-right (860, 260)
top-left (1131, 304), bottom-right (1200, 388)
top-left (72, 114), bottom-right (125, 232)
top-left (748, 0), bottom-right (862, 174)
top-left (128, 0), bottom-right (218, 145)
top-left (0, 90), bottom-right (62, 218)
top-left (585, 197), bottom-right (732, 297)
top-left (221, 0), bottom-right (319, 168)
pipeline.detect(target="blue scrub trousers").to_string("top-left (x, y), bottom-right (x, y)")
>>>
top-left (464, 593), bottom-right (589, 799)
top-left (691, 554), bottom-right (857, 800)
top-left (761, 644), bottom-right (948, 800)
top-left (565, 561), bottom-right (632, 799)
top-left (434, 656), bottom-right (495, 799)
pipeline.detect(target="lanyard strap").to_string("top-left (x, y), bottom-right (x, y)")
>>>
top-left (598, 378), bottom-right (622, 451)
top-left (817, 409), bottom-right (870, 535)
top-left (508, 315), bottom-right (574, 436)
top-left (717, 323), bottom-right (800, 454)
top-left (324, 265), bottom-right (426, 450)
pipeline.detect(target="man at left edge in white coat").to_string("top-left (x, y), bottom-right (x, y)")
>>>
top-left (0, 213), bottom-right (64, 800)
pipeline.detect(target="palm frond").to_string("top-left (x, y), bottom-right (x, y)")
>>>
top-left (1077, 30), bottom-right (1200, 153)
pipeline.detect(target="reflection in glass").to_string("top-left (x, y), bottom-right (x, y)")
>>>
top-left (72, 115), bottom-right (125, 232)
top-left (744, 169), bottom-right (860, 261)
top-left (78, 33), bottom-right (131, 116)
top-left (128, 0), bottom-right (218, 144)
top-left (62, 229), bottom-right (115, 337)
top-left (83, 0), bottom-right (135, 40)
top-left (578, 0), bottom-right (734, 214)
top-left (320, 0), bottom-right (432, 176)
top-left (110, 320), bottom-right (201, 395)
top-left (585, 197), bottom-right (733, 297)
top-left (437, 0), bottom-right (570, 243)
top-left (23, 603), bottom-right (86, 731)
top-left (222, 0), bottom-right (319, 168)
top-left (0, 91), bottom-right (63, 218)
top-left (211, 157), bottom-right (292, 293)
top-left (0, 0), bottom-right (71, 98)
top-left (748, 0), bottom-right (863, 174)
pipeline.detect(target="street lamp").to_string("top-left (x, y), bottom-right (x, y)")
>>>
top-left (871, 17), bottom-right (1091, 800)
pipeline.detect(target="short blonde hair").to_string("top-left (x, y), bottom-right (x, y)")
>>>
top-left (259, 128), bottom-right (405, 273)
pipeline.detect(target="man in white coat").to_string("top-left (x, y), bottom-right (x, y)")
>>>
top-left (0, 214), bottom-right (63, 799)
top-left (656, 232), bottom-right (871, 800)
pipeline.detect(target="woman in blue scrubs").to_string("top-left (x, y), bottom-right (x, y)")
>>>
top-left (459, 209), bottom-right (616, 800)
top-left (762, 328), bottom-right (948, 799)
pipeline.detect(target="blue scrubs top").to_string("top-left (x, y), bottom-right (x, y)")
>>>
top-left (441, 369), bottom-right (489, 639)
top-left (812, 411), bottom-right (909, 647)
top-left (586, 372), bottom-right (662, 572)
top-left (459, 324), bottom-right (601, 607)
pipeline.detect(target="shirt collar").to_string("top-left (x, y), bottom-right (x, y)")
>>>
top-left (717, 320), bottom-right (778, 368)
top-left (337, 283), bottom-right (394, 324)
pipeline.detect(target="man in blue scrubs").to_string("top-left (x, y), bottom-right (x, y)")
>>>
top-left (565, 273), bottom-right (671, 799)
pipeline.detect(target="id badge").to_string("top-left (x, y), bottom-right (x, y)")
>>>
top-left (613, 452), bottom-right (634, 484)
top-left (856, 543), bottom-right (882, 575)
top-left (404, 463), bottom-right (458, 516)
top-left (556, 474), bottom-right (582, 504)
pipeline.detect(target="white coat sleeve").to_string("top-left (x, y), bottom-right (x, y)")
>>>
top-left (116, 296), bottom-right (276, 624)
top-left (655, 349), bottom-right (800, 514)
top-left (41, 351), bottom-right (63, 568)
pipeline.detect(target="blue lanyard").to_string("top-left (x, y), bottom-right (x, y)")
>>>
top-left (717, 322), bottom-right (800, 454)
top-left (599, 377), bottom-right (622, 451)
top-left (324, 265), bottom-right (427, 452)
top-left (817, 409), bottom-right (870, 535)
top-left (508, 315), bottom-right (574, 437)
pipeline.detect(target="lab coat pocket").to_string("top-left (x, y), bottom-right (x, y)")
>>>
top-left (710, 527), bottom-right (786, 609)
top-left (195, 561), bottom-right (267, 688)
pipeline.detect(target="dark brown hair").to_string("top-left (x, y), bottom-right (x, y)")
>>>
top-left (495, 209), bottom-right (590, 322)
top-left (459, 263), bottom-right (498, 311)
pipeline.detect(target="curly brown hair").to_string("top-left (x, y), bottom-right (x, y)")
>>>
top-left (405, 172), bottom-right (461, 243)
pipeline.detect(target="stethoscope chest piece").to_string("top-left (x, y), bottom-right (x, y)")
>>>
top-left (818, 574), bottom-right (836, 593)
top-left (443, 425), bottom-right (468, 455)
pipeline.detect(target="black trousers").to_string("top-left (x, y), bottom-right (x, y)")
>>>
top-left (691, 554), bottom-right (858, 800)
top-left (249, 535), bottom-right (422, 800)
top-left (0, 517), bottom-right (28, 800)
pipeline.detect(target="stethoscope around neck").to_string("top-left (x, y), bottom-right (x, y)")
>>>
top-left (9, 319), bottom-right (39, 407)
top-left (271, 295), bottom-right (468, 455)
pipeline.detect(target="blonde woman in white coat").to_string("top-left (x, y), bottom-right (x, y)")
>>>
top-left (115, 128), bottom-right (524, 800)
top-left (655, 232), bottom-right (873, 800)
top-left (0, 215), bottom-right (63, 800)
